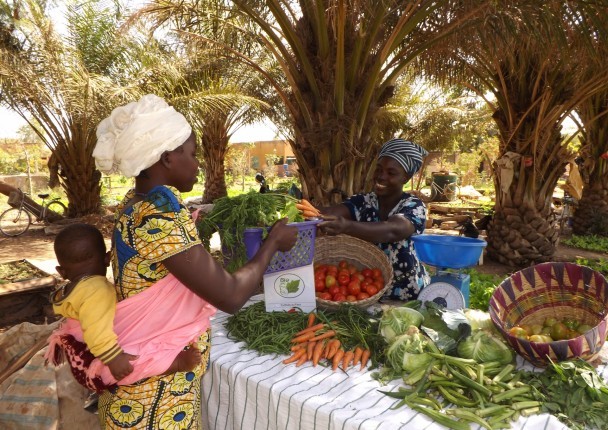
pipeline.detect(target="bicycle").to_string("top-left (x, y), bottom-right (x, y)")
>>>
top-left (430, 180), bottom-right (460, 202)
top-left (0, 189), bottom-right (67, 237)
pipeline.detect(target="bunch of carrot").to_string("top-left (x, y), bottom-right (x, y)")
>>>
top-left (282, 313), bottom-right (371, 371)
top-left (295, 199), bottom-right (321, 219)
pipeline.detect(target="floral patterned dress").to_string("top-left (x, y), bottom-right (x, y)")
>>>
top-left (98, 185), bottom-right (211, 429)
top-left (344, 192), bottom-right (430, 300)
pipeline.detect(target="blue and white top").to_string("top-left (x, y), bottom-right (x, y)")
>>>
top-left (343, 192), bottom-right (430, 300)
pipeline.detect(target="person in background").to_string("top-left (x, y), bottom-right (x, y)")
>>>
top-left (92, 94), bottom-right (297, 429)
top-left (316, 138), bottom-right (430, 301)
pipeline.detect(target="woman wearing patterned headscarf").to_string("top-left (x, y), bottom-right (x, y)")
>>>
top-left (317, 138), bottom-right (430, 301)
top-left (90, 94), bottom-right (297, 429)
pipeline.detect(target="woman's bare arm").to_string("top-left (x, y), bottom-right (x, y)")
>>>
top-left (163, 218), bottom-right (297, 314)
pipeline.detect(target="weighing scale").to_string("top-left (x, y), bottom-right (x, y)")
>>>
top-left (411, 234), bottom-right (487, 310)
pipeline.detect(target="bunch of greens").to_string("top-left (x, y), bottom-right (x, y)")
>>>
top-left (563, 234), bottom-right (608, 253)
top-left (196, 191), bottom-right (302, 272)
top-left (522, 358), bottom-right (608, 430)
top-left (466, 269), bottom-right (506, 311)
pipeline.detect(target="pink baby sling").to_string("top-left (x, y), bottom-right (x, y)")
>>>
top-left (45, 273), bottom-right (216, 391)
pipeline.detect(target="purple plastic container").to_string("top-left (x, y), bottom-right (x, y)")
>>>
top-left (244, 220), bottom-right (321, 274)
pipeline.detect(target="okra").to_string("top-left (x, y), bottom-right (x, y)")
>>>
top-left (446, 408), bottom-right (494, 430)
top-left (403, 367), bottom-right (427, 386)
top-left (430, 379), bottom-right (466, 389)
top-left (477, 364), bottom-right (485, 384)
top-left (511, 400), bottom-right (542, 411)
top-left (378, 389), bottom-right (413, 399)
top-left (410, 404), bottom-right (471, 430)
top-left (477, 404), bottom-right (509, 418)
top-left (406, 395), bottom-right (442, 410)
top-left (488, 408), bottom-right (515, 426)
top-left (492, 364), bottom-right (515, 383)
top-left (519, 406), bottom-right (541, 417)
top-left (447, 364), bottom-right (493, 397)
top-left (437, 385), bottom-right (478, 408)
top-left (492, 386), bottom-right (531, 403)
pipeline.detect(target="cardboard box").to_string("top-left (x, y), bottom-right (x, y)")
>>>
top-left (263, 263), bottom-right (316, 312)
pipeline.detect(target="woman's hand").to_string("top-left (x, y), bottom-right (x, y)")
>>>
top-left (266, 218), bottom-right (298, 252)
top-left (318, 215), bottom-right (347, 236)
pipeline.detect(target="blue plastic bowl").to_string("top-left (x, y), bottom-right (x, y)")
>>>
top-left (411, 234), bottom-right (487, 269)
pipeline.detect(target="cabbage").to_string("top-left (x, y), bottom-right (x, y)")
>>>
top-left (456, 329), bottom-right (514, 365)
top-left (463, 309), bottom-right (495, 332)
top-left (379, 306), bottom-right (425, 343)
top-left (386, 326), bottom-right (435, 372)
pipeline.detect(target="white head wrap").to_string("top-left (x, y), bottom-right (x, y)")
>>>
top-left (93, 94), bottom-right (192, 177)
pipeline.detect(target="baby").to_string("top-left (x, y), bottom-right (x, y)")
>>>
top-left (49, 223), bottom-right (200, 388)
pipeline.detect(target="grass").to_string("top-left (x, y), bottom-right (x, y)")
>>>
top-left (562, 234), bottom-right (608, 253)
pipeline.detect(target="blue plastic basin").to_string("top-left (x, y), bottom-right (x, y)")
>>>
top-left (411, 234), bottom-right (487, 269)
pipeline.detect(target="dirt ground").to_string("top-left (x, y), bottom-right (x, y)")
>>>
top-left (1, 225), bottom-right (605, 277)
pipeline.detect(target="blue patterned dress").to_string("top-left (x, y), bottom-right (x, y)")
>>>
top-left (98, 185), bottom-right (211, 429)
top-left (344, 192), bottom-right (430, 300)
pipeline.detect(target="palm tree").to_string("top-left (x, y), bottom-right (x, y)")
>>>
top-left (0, 0), bottom-right (136, 216)
top-left (131, 0), bottom-right (277, 203)
top-left (571, 7), bottom-right (608, 236)
top-left (429, 2), bottom-right (608, 265)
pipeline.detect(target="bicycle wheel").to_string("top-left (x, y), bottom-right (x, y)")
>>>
top-left (444, 183), bottom-right (460, 201)
top-left (44, 201), bottom-right (67, 222)
top-left (0, 208), bottom-right (31, 237)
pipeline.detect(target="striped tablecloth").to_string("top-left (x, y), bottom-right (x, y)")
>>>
top-left (201, 296), bottom-right (606, 430)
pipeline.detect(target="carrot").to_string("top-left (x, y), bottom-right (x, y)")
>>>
top-left (290, 343), bottom-right (307, 352)
top-left (352, 347), bottom-right (363, 367)
top-left (291, 331), bottom-right (316, 343)
top-left (332, 349), bottom-right (345, 371)
top-left (294, 323), bottom-right (325, 337)
top-left (302, 210), bottom-right (319, 219)
top-left (309, 330), bottom-right (336, 342)
top-left (342, 350), bottom-right (354, 370)
top-left (296, 352), bottom-right (308, 367)
top-left (306, 341), bottom-right (316, 361)
top-left (312, 341), bottom-right (325, 366)
top-left (306, 312), bottom-right (316, 328)
top-left (299, 199), bottom-right (318, 212)
top-left (360, 349), bottom-right (371, 370)
top-left (326, 339), bottom-right (341, 359)
top-left (283, 348), bottom-right (306, 365)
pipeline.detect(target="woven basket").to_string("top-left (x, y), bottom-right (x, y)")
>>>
top-left (489, 262), bottom-right (608, 367)
top-left (314, 235), bottom-right (393, 310)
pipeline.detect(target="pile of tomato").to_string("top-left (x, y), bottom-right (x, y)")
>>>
top-left (314, 260), bottom-right (385, 302)
top-left (508, 317), bottom-right (593, 342)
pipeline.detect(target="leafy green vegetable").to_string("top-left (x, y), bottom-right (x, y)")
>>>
top-left (456, 329), bottom-right (514, 365)
top-left (385, 326), bottom-right (438, 373)
top-left (196, 191), bottom-right (302, 272)
top-left (379, 306), bottom-right (425, 343)
top-left (419, 301), bottom-right (471, 355)
top-left (465, 269), bottom-right (506, 311)
top-left (562, 234), bottom-right (608, 253)
top-left (575, 257), bottom-right (608, 277)
top-left (522, 358), bottom-right (608, 430)
top-left (463, 308), bottom-right (495, 332)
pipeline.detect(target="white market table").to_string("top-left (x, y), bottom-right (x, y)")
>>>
top-left (201, 296), bottom-right (605, 430)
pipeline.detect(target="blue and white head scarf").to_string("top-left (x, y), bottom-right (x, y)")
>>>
top-left (378, 138), bottom-right (428, 175)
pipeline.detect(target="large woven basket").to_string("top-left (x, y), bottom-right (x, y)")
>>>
top-left (489, 262), bottom-right (608, 367)
top-left (314, 235), bottom-right (393, 310)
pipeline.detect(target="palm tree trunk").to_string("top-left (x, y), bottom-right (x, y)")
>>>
top-left (199, 116), bottom-right (230, 204)
top-left (572, 175), bottom-right (608, 235)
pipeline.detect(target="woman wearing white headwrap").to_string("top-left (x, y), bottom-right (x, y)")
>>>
top-left (90, 94), bottom-right (297, 429)
top-left (317, 138), bottom-right (430, 301)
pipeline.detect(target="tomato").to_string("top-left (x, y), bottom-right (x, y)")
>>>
top-left (562, 318), bottom-right (579, 331)
top-left (347, 264), bottom-right (358, 275)
top-left (543, 317), bottom-right (557, 327)
top-left (328, 286), bottom-right (340, 296)
top-left (354, 273), bottom-right (365, 282)
top-left (550, 322), bottom-right (569, 340)
top-left (361, 268), bottom-right (373, 278)
top-left (317, 292), bottom-right (331, 300)
top-left (577, 324), bottom-right (593, 334)
top-left (338, 274), bottom-right (350, 286)
top-left (338, 268), bottom-right (350, 278)
top-left (314, 280), bottom-right (326, 292)
top-left (508, 326), bottom-right (528, 339)
top-left (356, 292), bottom-right (370, 301)
top-left (347, 282), bottom-right (361, 296)
top-left (345, 295), bottom-right (357, 302)
top-left (315, 272), bottom-right (326, 283)
top-left (325, 274), bottom-right (337, 288)
top-left (364, 285), bottom-right (379, 296)
top-left (338, 260), bottom-right (349, 269)
top-left (339, 286), bottom-right (348, 296)
top-left (326, 266), bottom-right (338, 276)
top-left (333, 293), bottom-right (347, 302)
top-left (373, 280), bottom-right (384, 290)
top-left (372, 268), bottom-right (383, 280)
